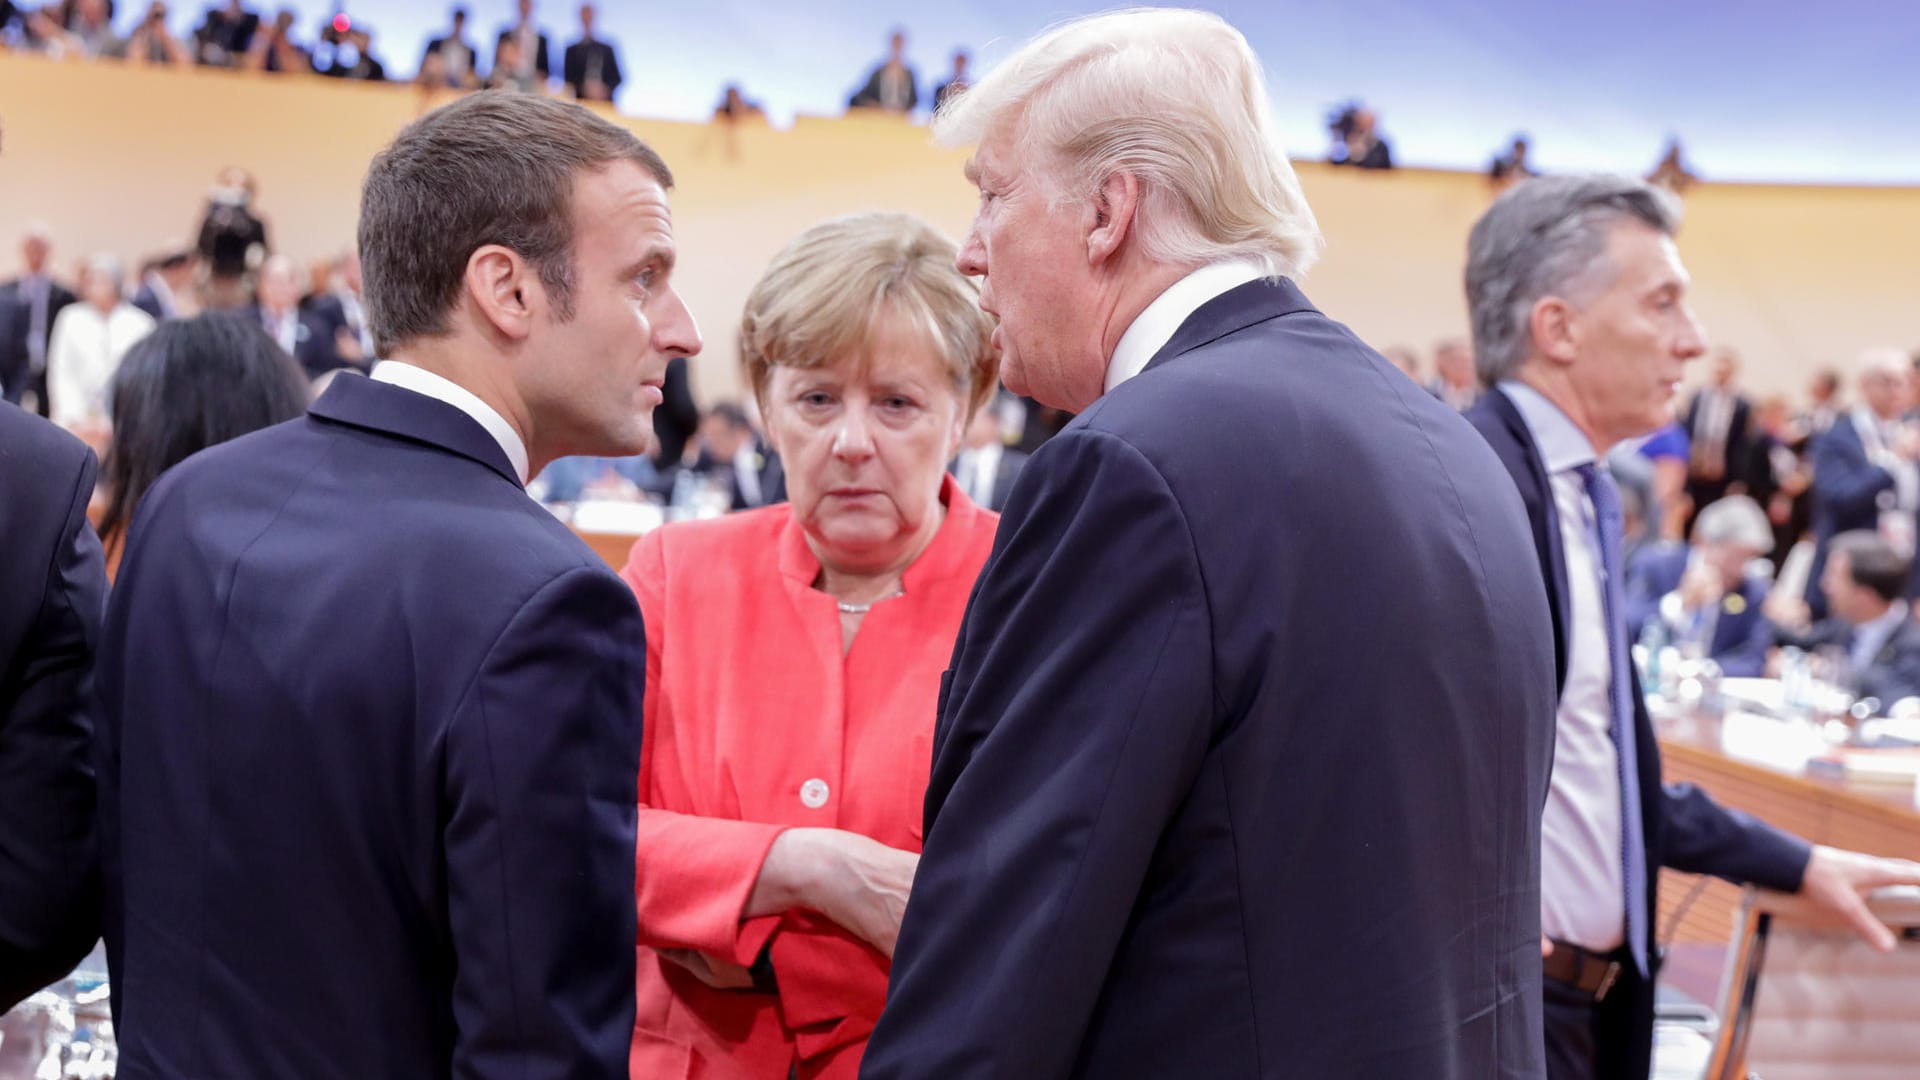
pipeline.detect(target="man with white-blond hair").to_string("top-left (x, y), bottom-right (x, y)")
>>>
top-left (863, 10), bottom-right (1556, 1078)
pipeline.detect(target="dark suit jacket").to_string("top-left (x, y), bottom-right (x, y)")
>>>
top-left (320, 53), bottom-right (387, 80)
top-left (96, 375), bottom-right (642, 1078)
top-left (0, 277), bottom-right (78, 409)
top-left (1776, 612), bottom-right (1920, 706)
top-left (931, 77), bottom-right (966, 112)
top-left (129, 283), bottom-right (170, 322)
top-left (494, 25), bottom-right (551, 79)
top-left (562, 37), bottom-right (621, 98)
top-left (1622, 545), bottom-right (1773, 677)
top-left (247, 302), bottom-right (343, 381)
top-left (1806, 416), bottom-right (1896, 617)
top-left (866, 280), bottom-right (1556, 1078)
top-left (421, 33), bottom-right (478, 82)
top-left (0, 402), bottom-right (106, 1011)
top-left (1682, 390), bottom-right (1751, 480)
top-left (1466, 388), bottom-right (1811, 1080)
top-left (303, 292), bottom-right (372, 365)
top-left (848, 62), bottom-right (918, 110)
top-left (649, 355), bottom-right (699, 467)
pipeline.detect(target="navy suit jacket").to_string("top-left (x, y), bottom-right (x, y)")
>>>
top-left (96, 375), bottom-right (642, 1078)
top-left (1806, 416), bottom-right (1896, 616)
top-left (0, 277), bottom-right (78, 407)
top-left (129, 284), bottom-right (170, 322)
top-left (1624, 545), bottom-right (1773, 678)
top-left (248, 302), bottom-right (347, 381)
top-left (1466, 388), bottom-right (1810, 1080)
top-left (865, 279), bottom-right (1556, 1079)
top-left (494, 26), bottom-right (552, 78)
top-left (1681, 391), bottom-right (1751, 481)
top-left (562, 37), bottom-right (622, 98)
top-left (0, 402), bottom-right (106, 1009)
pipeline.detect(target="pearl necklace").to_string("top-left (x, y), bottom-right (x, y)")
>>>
top-left (837, 591), bottom-right (903, 615)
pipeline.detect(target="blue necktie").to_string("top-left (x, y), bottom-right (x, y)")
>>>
top-left (1575, 462), bottom-right (1650, 976)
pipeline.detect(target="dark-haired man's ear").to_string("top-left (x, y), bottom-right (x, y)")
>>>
top-left (465, 245), bottom-right (535, 341)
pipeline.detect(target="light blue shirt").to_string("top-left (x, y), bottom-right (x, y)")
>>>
top-left (1499, 380), bottom-right (1630, 951)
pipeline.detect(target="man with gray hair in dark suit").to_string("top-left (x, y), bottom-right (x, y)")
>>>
top-left (1462, 173), bottom-right (1920, 1080)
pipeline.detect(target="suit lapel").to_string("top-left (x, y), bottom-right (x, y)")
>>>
top-left (1138, 277), bottom-right (1318, 377)
top-left (1482, 389), bottom-right (1575, 694)
top-left (307, 373), bottom-right (521, 487)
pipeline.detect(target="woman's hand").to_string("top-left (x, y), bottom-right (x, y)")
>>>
top-left (748, 827), bottom-right (920, 958)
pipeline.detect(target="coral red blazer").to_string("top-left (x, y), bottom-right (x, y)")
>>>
top-left (620, 480), bottom-right (997, 1079)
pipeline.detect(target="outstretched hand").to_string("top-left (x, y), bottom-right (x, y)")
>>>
top-left (1797, 845), bottom-right (1920, 951)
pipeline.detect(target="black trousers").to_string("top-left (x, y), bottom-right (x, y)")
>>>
top-left (1542, 970), bottom-right (1644, 1080)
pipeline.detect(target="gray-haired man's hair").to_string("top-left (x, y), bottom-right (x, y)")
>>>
top-left (1465, 175), bottom-right (1681, 386)
top-left (1692, 495), bottom-right (1773, 555)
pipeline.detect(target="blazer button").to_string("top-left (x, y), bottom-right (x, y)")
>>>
top-left (800, 778), bottom-right (830, 809)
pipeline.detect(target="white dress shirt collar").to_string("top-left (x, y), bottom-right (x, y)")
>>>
top-left (371, 360), bottom-right (530, 485)
top-left (1104, 258), bottom-right (1270, 394)
top-left (1500, 380), bottom-right (1597, 476)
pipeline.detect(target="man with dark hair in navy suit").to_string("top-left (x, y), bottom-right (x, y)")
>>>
top-left (0, 401), bottom-right (107, 1011)
top-left (96, 91), bottom-right (701, 1078)
top-left (1462, 174), bottom-right (1920, 1080)
top-left (865, 11), bottom-right (1556, 1078)
top-left (1774, 530), bottom-right (1920, 706)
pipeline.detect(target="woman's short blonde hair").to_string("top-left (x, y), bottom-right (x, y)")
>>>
top-left (932, 9), bottom-right (1321, 281)
top-left (740, 212), bottom-right (999, 420)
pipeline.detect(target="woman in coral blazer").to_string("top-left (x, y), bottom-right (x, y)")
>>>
top-left (620, 212), bottom-right (1001, 1079)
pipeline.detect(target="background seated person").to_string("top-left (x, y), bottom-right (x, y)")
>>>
top-left (616, 211), bottom-right (999, 1079)
top-left (532, 453), bottom-right (663, 504)
top-left (1626, 494), bottom-right (1776, 675)
top-left (1773, 530), bottom-right (1920, 704)
top-left (685, 401), bottom-right (784, 510)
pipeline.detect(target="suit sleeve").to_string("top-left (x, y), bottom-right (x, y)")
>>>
top-left (863, 429), bottom-right (1215, 1080)
top-left (1811, 428), bottom-right (1893, 516)
top-left (1657, 777), bottom-right (1811, 892)
top-left (618, 534), bottom-right (784, 968)
top-left (1623, 551), bottom-right (1679, 639)
top-left (0, 447), bottom-right (105, 1011)
top-left (444, 565), bottom-right (642, 1079)
top-left (1854, 625), bottom-right (1920, 706)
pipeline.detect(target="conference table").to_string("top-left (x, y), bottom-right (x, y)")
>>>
top-left (1650, 687), bottom-right (1920, 948)
top-left (573, 526), bottom-right (1920, 959)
